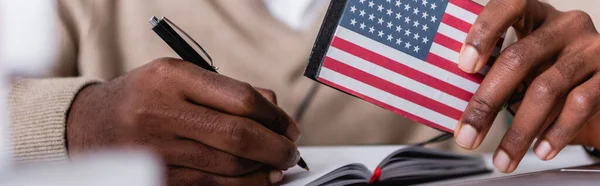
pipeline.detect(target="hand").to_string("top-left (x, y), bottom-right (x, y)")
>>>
top-left (453, 0), bottom-right (600, 173)
top-left (66, 57), bottom-right (300, 185)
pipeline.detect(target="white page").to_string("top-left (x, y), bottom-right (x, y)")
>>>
top-left (281, 146), bottom-right (406, 186)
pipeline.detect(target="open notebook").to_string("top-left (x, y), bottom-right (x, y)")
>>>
top-left (282, 146), bottom-right (490, 186)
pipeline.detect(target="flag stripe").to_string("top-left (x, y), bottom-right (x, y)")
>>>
top-left (431, 43), bottom-right (459, 64)
top-left (442, 13), bottom-right (471, 33)
top-left (322, 57), bottom-right (463, 120)
top-left (438, 23), bottom-right (467, 43)
top-left (445, 2), bottom-right (478, 24)
top-left (329, 39), bottom-right (472, 104)
top-left (318, 77), bottom-right (454, 133)
top-left (434, 33), bottom-right (462, 53)
top-left (449, 0), bottom-right (483, 15)
top-left (426, 53), bottom-right (484, 84)
top-left (334, 27), bottom-right (480, 92)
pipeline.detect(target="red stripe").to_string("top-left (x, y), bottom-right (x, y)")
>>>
top-left (331, 37), bottom-right (473, 101)
top-left (426, 53), bottom-right (484, 84)
top-left (442, 13), bottom-right (471, 33)
top-left (449, 0), bottom-right (483, 15)
top-left (322, 57), bottom-right (463, 121)
top-left (318, 77), bottom-right (454, 133)
top-left (434, 33), bottom-right (463, 53)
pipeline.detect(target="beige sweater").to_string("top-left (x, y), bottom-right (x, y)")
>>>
top-left (9, 0), bottom-right (600, 163)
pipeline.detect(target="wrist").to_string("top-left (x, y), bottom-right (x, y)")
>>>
top-left (66, 83), bottom-right (102, 154)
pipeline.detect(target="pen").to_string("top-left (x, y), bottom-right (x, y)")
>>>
top-left (149, 16), bottom-right (309, 171)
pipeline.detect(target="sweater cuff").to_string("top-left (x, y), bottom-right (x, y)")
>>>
top-left (9, 77), bottom-right (101, 163)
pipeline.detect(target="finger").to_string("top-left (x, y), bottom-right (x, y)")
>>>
top-left (459, 0), bottom-right (548, 73)
top-left (571, 113), bottom-right (600, 147)
top-left (168, 167), bottom-right (280, 186)
top-left (494, 48), bottom-right (595, 173)
top-left (254, 87), bottom-right (278, 105)
top-left (164, 102), bottom-right (299, 169)
top-left (159, 139), bottom-right (263, 176)
top-left (455, 24), bottom-right (568, 150)
top-left (166, 59), bottom-right (299, 141)
top-left (535, 74), bottom-right (600, 161)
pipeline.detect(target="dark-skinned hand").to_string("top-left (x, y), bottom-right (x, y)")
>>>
top-left (454, 0), bottom-right (600, 173)
top-left (66, 57), bottom-right (300, 185)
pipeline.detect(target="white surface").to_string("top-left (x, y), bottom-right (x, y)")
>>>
top-left (1, 151), bottom-right (163, 186)
top-left (282, 145), bottom-right (598, 186)
top-left (0, 0), bottom-right (57, 76)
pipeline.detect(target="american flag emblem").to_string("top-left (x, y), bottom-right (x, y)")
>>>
top-left (305, 0), bottom-right (503, 132)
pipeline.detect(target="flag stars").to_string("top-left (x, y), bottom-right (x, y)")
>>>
top-left (404, 29), bottom-right (412, 36)
top-left (395, 0), bottom-right (402, 7)
top-left (404, 4), bottom-right (411, 11)
top-left (421, 0), bottom-right (428, 6)
top-left (369, 26), bottom-right (375, 33)
top-left (431, 15), bottom-right (437, 22)
top-left (396, 38), bottom-right (403, 45)
top-left (413, 20), bottom-right (420, 27)
top-left (422, 11), bottom-right (429, 19)
top-left (405, 42), bottom-right (412, 49)
top-left (377, 4), bottom-right (384, 12)
top-left (395, 12), bottom-right (402, 19)
top-left (378, 30), bottom-right (385, 37)
top-left (359, 0), bottom-right (366, 3)
top-left (386, 0), bottom-right (392, 3)
top-left (413, 33), bottom-right (420, 40)
top-left (422, 24), bottom-right (429, 31)
top-left (368, 1), bottom-right (375, 8)
top-left (387, 34), bottom-right (394, 41)
top-left (359, 10), bottom-right (366, 17)
top-left (369, 14), bottom-right (375, 21)
top-left (386, 9), bottom-right (393, 16)
top-left (350, 19), bottom-right (357, 26)
top-left (360, 22), bottom-right (366, 29)
top-left (431, 3), bottom-right (437, 10)
top-left (378, 17), bottom-right (385, 24)
top-left (387, 21), bottom-right (394, 28)
top-left (350, 6), bottom-right (357, 13)
top-left (422, 37), bottom-right (429, 44)
top-left (396, 25), bottom-right (402, 32)
top-left (404, 17), bottom-right (411, 23)
top-left (414, 46), bottom-right (420, 52)
top-left (413, 8), bottom-right (420, 15)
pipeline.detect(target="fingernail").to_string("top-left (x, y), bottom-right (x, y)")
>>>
top-left (456, 124), bottom-right (478, 149)
top-left (494, 150), bottom-right (512, 172)
top-left (535, 140), bottom-right (552, 160)
top-left (268, 170), bottom-right (283, 184)
top-left (459, 45), bottom-right (480, 73)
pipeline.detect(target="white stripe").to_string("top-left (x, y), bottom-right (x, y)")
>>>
top-left (446, 2), bottom-right (477, 24)
top-left (327, 47), bottom-right (468, 111)
top-left (334, 26), bottom-right (479, 93)
top-left (430, 43), bottom-right (459, 64)
top-left (438, 23), bottom-right (467, 43)
top-left (319, 67), bottom-right (458, 130)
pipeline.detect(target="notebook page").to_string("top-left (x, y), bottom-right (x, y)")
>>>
top-left (281, 145), bottom-right (406, 186)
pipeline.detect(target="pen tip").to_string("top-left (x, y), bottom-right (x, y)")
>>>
top-left (297, 158), bottom-right (309, 171)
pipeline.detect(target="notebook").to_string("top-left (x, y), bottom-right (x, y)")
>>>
top-left (281, 145), bottom-right (491, 186)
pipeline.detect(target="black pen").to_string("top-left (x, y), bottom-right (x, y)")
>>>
top-left (149, 16), bottom-right (309, 171)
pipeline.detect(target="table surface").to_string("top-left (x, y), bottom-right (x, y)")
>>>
top-left (282, 145), bottom-right (598, 185)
